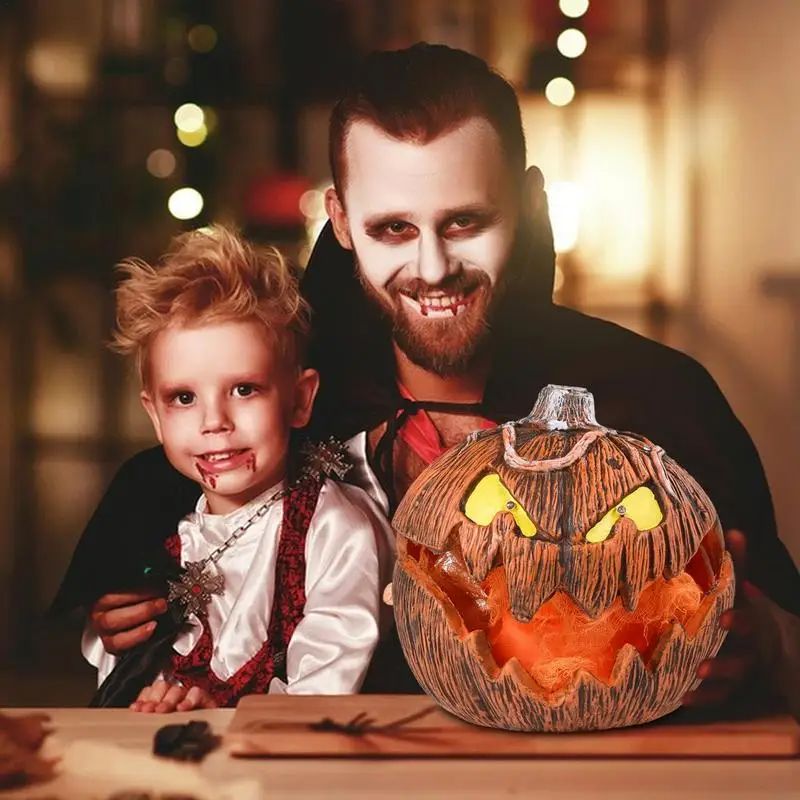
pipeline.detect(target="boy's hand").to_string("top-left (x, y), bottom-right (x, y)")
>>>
top-left (130, 679), bottom-right (217, 713)
top-left (90, 591), bottom-right (168, 654)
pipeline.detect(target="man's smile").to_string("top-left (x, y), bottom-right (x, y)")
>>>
top-left (398, 288), bottom-right (477, 318)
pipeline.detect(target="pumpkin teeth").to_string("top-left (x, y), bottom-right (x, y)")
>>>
top-left (610, 643), bottom-right (647, 681)
top-left (647, 621), bottom-right (689, 671)
top-left (617, 526), bottom-right (723, 617)
top-left (462, 515), bottom-right (506, 581)
top-left (401, 537), bottom-right (734, 692)
top-left (505, 657), bottom-right (579, 700)
top-left (621, 555), bottom-right (733, 675)
top-left (500, 534), bottom-right (562, 623)
top-left (395, 545), bottom-right (735, 730)
top-left (571, 667), bottom-right (609, 697)
top-left (617, 579), bottom-right (645, 614)
top-left (465, 629), bottom-right (500, 677)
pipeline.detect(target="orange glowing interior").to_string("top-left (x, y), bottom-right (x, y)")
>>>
top-left (403, 527), bottom-right (724, 693)
top-left (482, 569), bottom-right (703, 693)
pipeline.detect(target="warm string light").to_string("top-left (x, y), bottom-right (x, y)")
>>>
top-left (177, 124), bottom-right (208, 147)
top-left (188, 24), bottom-right (218, 53)
top-left (300, 185), bottom-right (332, 256)
top-left (545, 77), bottom-right (576, 107)
top-left (542, 3), bottom-right (591, 262)
top-left (168, 187), bottom-right (204, 220)
top-left (559, 0), bottom-right (589, 19)
top-left (174, 103), bottom-right (204, 133)
top-left (152, 21), bottom-right (219, 220)
top-left (172, 102), bottom-right (216, 148)
top-left (545, 4), bottom-right (589, 107)
top-left (146, 149), bottom-right (176, 178)
top-left (557, 28), bottom-right (587, 59)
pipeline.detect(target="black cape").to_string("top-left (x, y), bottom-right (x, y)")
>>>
top-left (50, 217), bottom-right (800, 698)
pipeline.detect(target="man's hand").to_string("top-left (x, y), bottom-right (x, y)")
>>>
top-left (682, 529), bottom-right (761, 706)
top-left (90, 591), bottom-right (167, 655)
top-left (131, 679), bottom-right (217, 713)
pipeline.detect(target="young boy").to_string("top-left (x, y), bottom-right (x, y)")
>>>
top-left (81, 225), bottom-right (394, 712)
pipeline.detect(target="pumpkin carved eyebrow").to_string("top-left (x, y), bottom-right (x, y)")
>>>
top-left (463, 473), bottom-right (537, 538)
top-left (585, 485), bottom-right (663, 544)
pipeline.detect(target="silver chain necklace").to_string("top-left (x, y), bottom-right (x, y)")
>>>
top-left (166, 437), bottom-right (352, 619)
top-left (166, 483), bottom-right (291, 618)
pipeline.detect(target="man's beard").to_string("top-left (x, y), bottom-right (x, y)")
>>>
top-left (357, 261), bottom-right (501, 377)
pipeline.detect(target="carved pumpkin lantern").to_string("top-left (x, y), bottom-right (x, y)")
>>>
top-left (391, 384), bottom-right (735, 732)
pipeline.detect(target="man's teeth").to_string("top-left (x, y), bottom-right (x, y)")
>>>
top-left (416, 294), bottom-right (468, 317)
top-left (424, 295), bottom-right (460, 307)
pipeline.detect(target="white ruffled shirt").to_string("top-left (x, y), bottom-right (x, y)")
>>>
top-left (83, 434), bottom-right (395, 695)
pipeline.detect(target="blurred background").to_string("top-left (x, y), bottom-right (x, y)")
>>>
top-left (1, 0), bottom-right (799, 705)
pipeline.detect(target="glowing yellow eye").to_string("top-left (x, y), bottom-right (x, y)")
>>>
top-left (585, 485), bottom-right (663, 543)
top-left (463, 473), bottom-right (537, 538)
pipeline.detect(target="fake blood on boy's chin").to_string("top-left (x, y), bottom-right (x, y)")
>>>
top-left (196, 465), bottom-right (217, 489)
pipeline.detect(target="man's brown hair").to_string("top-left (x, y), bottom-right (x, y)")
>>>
top-left (329, 42), bottom-right (527, 195)
top-left (111, 224), bottom-right (310, 386)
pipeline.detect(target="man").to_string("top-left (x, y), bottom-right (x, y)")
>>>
top-left (53, 43), bottom-right (800, 710)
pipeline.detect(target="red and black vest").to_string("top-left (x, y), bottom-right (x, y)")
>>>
top-left (163, 477), bottom-right (323, 707)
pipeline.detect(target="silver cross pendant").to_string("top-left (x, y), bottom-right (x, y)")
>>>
top-left (167, 561), bottom-right (225, 618)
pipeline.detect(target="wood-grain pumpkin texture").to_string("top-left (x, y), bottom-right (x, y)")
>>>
top-left (391, 384), bottom-right (736, 732)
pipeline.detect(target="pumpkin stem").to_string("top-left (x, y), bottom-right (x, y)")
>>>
top-left (525, 385), bottom-right (601, 430)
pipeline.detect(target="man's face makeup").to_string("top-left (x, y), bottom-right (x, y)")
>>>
top-left (332, 118), bottom-right (520, 376)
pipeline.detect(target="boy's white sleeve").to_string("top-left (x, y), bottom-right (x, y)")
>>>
top-left (81, 625), bottom-right (118, 686)
top-left (269, 480), bottom-right (395, 695)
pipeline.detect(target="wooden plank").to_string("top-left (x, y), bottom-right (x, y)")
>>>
top-left (226, 694), bottom-right (800, 759)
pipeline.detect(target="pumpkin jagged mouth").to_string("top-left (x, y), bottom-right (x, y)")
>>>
top-left (398, 528), bottom-right (732, 695)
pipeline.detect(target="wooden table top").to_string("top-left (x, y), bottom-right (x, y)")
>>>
top-left (3, 701), bottom-right (800, 799)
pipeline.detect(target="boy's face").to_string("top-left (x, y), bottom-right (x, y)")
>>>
top-left (326, 117), bottom-right (520, 375)
top-left (141, 320), bottom-right (318, 515)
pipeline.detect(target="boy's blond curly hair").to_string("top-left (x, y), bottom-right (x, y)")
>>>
top-left (111, 224), bottom-right (310, 386)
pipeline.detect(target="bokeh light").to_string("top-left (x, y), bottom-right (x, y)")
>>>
top-left (559, 0), bottom-right (590, 18)
top-left (557, 28), bottom-right (588, 59)
top-left (299, 189), bottom-right (325, 219)
top-left (545, 77), bottom-right (576, 107)
top-left (188, 24), bottom-right (218, 53)
top-left (146, 149), bottom-right (176, 179)
top-left (168, 188), bottom-right (204, 220)
top-left (174, 103), bottom-right (205, 134)
top-left (177, 123), bottom-right (208, 148)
